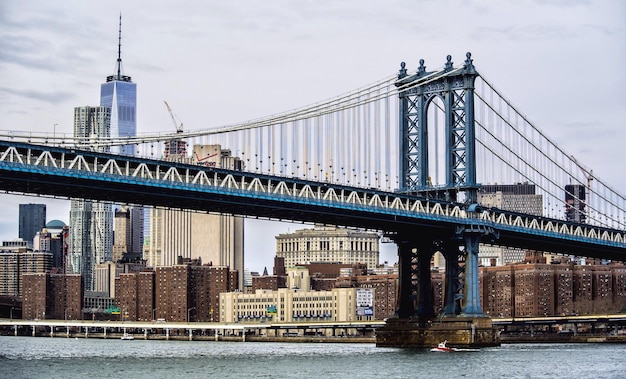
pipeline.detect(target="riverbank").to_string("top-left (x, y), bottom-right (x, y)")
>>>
top-left (5, 330), bottom-right (626, 344)
top-left (500, 333), bottom-right (626, 344)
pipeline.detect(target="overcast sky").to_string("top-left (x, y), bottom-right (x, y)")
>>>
top-left (1, 0), bottom-right (625, 272)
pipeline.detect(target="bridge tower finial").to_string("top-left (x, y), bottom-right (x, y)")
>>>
top-left (464, 52), bottom-right (476, 72)
top-left (398, 62), bottom-right (407, 79)
top-left (445, 55), bottom-right (453, 71)
top-left (417, 59), bottom-right (426, 75)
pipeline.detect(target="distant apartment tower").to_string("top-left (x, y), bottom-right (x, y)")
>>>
top-left (33, 220), bottom-right (68, 271)
top-left (19, 203), bottom-right (46, 244)
top-left (275, 225), bottom-right (380, 270)
top-left (0, 240), bottom-right (52, 297)
top-left (68, 106), bottom-right (113, 291)
top-left (113, 206), bottom-right (143, 262)
top-left (478, 183), bottom-right (543, 265)
top-left (144, 144), bottom-right (244, 288)
top-left (565, 184), bottom-right (586, 223)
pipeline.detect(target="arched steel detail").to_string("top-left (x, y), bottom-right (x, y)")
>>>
top-left (396, 52), bottom-right (479, 203)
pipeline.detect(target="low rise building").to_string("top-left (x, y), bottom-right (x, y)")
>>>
top-left (220, 267), bottom-right (366, 323)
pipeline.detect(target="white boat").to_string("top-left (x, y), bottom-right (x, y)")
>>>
top-left (430, 340), bottom-right (455, 352)
top-left (121, 332), bottom-right (134, 340)
top-left (430, 340), bottom-right (479, 352)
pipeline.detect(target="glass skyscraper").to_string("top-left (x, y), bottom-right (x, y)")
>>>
top-left (18, 203), bottom-right (46, 243)
top-left (99, 15), bottom-right (145, 261)
top-left (100, 15), bottom-right (136, 156)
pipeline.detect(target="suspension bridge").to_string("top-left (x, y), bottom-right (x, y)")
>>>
top-left (0, 52), bottom-right (624, 347)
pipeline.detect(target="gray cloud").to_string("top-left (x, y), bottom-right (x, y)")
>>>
top-left (0, 87), bottom-right (75, 105)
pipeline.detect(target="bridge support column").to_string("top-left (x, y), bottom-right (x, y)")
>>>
top-left (395, 239), bottom-right (416, 319)
top-left (415, 244), bottom-right (435, 324)
top-left (377, 227), bottom-right (500, 348)
top-left (442, 243), bottom-right (462, 316)
top-left (462, 233), bottom-right (482, 316)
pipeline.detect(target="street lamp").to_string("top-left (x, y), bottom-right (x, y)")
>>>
top-left (187, 307), bottom-right (196, 323)
top-left (152, 308), bottom-right (156, 321)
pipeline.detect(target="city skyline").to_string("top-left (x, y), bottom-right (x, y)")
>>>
top-left (1, 1), bottom-right (624, 272)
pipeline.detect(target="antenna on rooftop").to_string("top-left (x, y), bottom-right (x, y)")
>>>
top-left (116, 13), bottom-right (122, 79)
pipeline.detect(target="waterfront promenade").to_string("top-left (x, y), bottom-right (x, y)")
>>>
top-left (3, 315), bottom-right (626, 343)
top-left (0, 318), bottom-right (383, 342)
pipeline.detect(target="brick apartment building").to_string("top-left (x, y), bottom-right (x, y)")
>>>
top-left (22, 273), bottom-right (82, 320)
top-left (113, 264), bottom-right (238, 322)
top-left (480, 262), bottom-right (626, 318)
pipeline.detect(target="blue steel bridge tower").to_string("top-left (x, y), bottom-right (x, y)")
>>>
top-left (100, 14), bottom-right (137, 156)
top-left (378, 53), bottom-right (499, 348)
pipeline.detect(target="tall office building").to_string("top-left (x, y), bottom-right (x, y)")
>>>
top-left (99, 15), bottom-right (144, 266)
top-left (100, 14), bottom-right (137, 156)
top-left (68, 106), bottom-right (113, 291)
top-left (144, 144), bottom-right (244, 288)
top-left (113, 206), bottom-right (144, 262)
top-left (19, 203), bottom-right (46, 243)
top-left (477, 183), bottom-right (543, 265)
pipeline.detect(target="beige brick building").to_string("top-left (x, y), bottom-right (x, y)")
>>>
top-left (220, 267), bottom-right (364, 323)
top-left (276, 225), bottom-right (380, 270)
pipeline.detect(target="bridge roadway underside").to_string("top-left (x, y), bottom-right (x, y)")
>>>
top-left (0, 164), bottom-right (624, 261)
top-left (0, 166), bottom-right (456, 240)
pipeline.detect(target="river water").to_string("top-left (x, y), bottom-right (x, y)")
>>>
top-left (1, 337), bottom-right (624, 378)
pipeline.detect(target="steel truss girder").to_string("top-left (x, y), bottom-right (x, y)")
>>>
top-left (0, 141), bottom-right (624, 256)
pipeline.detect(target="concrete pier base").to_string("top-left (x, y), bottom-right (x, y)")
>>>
top-left (376, 316), bottom-right (501, 348)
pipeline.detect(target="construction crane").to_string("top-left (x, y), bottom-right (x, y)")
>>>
top-left (163, 100), bottom-right (183, 133)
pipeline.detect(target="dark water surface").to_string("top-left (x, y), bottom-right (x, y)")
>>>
top-left (1, 337), bottom-right (624, 378)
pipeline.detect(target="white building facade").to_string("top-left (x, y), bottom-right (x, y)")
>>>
top-left (219, 267), bottom-right (369, 323)
top-left (276, 225), bottom-right (380, 270)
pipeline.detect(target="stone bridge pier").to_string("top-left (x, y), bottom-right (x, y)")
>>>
top-left (376, 227), bottom-right (500, 348)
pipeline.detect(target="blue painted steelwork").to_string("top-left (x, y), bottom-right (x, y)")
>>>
top-left (396, 53), bottom-right (479, 203)
top-left (0, 141), bottom-right (623, 256)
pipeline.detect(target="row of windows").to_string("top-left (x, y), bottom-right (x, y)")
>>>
top-left (280, 240), bottom-right (377, 252)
